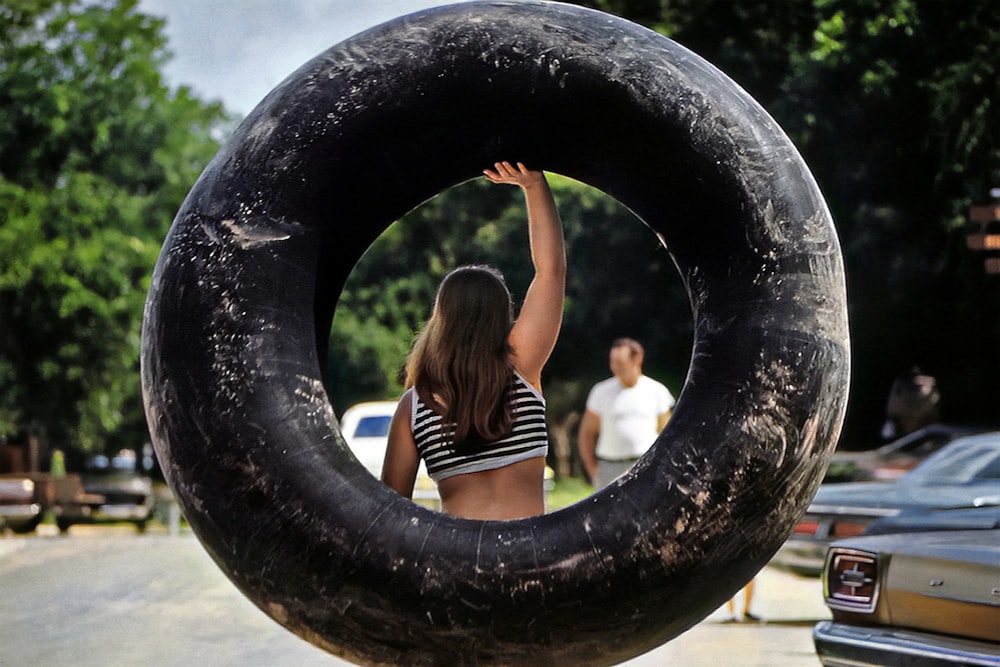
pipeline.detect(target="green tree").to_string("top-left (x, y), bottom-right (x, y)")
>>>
top-left (330, 1), bottom-right (1000, 449)
top-left (327, 176), bottom-right (691, 419)
top-left (575, 0), bottom-right (1000, 444)
top-left (0, 0), bottom-right (230, 455)
top-left (328, 178), bottom-right (538, 412)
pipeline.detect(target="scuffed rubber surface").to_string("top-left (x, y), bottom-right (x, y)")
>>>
top-left (141, 2), bottom-right (850, 665)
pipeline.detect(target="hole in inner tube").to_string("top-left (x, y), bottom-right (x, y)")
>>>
top-left (325, 174), bottom-right (692, 510)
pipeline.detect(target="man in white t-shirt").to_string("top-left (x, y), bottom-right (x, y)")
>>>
top-left (577, 338), bottom-right (675, 489)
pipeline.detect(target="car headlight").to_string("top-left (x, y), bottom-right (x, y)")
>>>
top-left (823, 547), bottom-right (880, 614)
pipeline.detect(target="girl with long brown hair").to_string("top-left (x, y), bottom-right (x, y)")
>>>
top-left (381, 161), bottom-right (566, 520)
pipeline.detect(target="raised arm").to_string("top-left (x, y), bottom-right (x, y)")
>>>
top-left (483, 161), bottom-right (566, 388)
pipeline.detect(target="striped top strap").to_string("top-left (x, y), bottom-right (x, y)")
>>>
top-left (411, 372), bottom-right (548, 482)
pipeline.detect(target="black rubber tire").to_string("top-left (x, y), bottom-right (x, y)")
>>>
top-left (140, 2), bottom-right (849, 665)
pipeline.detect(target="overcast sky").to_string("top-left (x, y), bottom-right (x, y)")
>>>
top-left (138, 0), bottom-right (475, 116)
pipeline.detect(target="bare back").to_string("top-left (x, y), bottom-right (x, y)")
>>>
top-left (435, 456), bottom-right (546, 520)
top-left (382, 163), bottom-right (563, 521)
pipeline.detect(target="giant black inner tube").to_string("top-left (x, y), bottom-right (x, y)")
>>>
top-left (140, 2), bottom-right (850, 666)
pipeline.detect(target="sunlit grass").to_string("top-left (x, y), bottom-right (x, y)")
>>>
top-left (547, 476), bottom-right (593, 511)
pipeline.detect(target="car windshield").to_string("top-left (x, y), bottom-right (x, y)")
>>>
top-left (354, 415), bottom-right (391, 439)
top-left (86, 450), bottom-right (141, 474)
top-left (902, 433), bottom-right (1000, 485)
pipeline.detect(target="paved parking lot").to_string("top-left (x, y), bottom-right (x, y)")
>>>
top-left (0, 528), bottom-right (828, 666)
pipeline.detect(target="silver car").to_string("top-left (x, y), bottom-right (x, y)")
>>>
top-left (774, 431), bottom-right (1000, 576)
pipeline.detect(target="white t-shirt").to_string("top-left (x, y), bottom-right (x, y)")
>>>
top-left (585, 375), bottom-right (675, 460)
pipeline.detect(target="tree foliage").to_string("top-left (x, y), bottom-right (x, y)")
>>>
top-left (570, 0), bottom-right (1000, 444)
top-left (0, 0), bottom-right (230, 453)
top-left (332, 0), bottom-right (1000, 449)
top-left (328, 176), bottom-right (692, 421)
top-left (3, 0), bottom-right (997, 466)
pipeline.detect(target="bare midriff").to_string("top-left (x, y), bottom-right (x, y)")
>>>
top-left (436, 456), bottom-right (547, 520)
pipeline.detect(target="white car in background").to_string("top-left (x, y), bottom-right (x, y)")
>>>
top-left (339, 401), bottom-right (440, 507)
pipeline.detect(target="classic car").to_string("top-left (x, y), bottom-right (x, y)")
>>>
top-left (824, 423), bottom-right (982, 483)
top-left (52, 451), bottom-right (153, 533)
top-left (813, 528), bottom-right (1000, 666)
top-left (774, 431), bottom-right (1000, 576)
top-left (0, 474), bottom-right (43, 534)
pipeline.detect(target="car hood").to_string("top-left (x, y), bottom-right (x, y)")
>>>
top-left (864, 504), bottom-right (1000, 535)
top-left (0, 478), bottom-right (34, 503)
top-left (810, 481), bottom-right (1000, 514)
top-left (831, 528), bottom-right (1000, 567)
top-left (81, 473), bottom-right (152, 495)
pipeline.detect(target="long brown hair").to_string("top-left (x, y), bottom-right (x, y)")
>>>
top-left (405, 265), bottom-right (514, 447)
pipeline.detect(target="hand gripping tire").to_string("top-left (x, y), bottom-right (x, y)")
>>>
top-left (141, 2), bottom-right (849, 665)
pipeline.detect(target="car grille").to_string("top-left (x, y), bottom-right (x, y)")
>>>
top-left (824, 547), bottom-right (880, 613)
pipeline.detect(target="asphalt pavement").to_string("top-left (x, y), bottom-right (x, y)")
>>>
top-left (0, 526), bottom-right (829, 667)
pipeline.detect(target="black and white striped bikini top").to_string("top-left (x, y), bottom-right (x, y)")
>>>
top-left (411, 372), bottom-right (548, 483)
